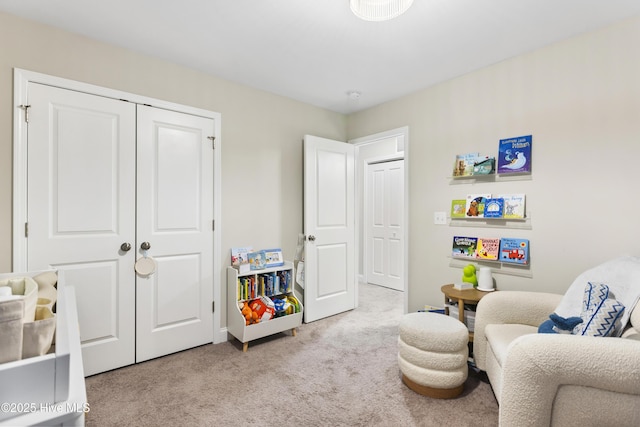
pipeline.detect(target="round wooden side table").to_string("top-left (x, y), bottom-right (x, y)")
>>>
top-left (440, 284), bottom-right (492, 342)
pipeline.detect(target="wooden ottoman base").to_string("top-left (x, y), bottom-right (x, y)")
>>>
top-left (402, 374), bottom-right (464, 399)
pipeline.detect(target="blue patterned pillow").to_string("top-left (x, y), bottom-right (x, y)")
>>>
top-left (573, 282), bottom-right (625, 337)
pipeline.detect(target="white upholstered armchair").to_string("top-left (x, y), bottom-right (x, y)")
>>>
top-left (473, 257), bottom-right (640, 427)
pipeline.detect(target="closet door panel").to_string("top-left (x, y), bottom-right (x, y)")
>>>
top-left (27, 83), bottom-right (136, 376)
top-left (135, 105), bottom-right (214, 362)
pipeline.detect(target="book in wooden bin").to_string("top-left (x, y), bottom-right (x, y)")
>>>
top-left (497, 135), bottom-right (532, 174)
top-left (476, 237), bottom-right (500, 261)
top-left (498, 194), bottom-right (526, 219)
top-left (465, 193), bottom-right (491, 218)
top-left (452, 236), bottom-right (478, 258)
top-left (499, 238), bottom-right (529, 265)
top-left (452, 152), bottom-right (479, 177)
top-left (451, 199), bottom-right (466, 219)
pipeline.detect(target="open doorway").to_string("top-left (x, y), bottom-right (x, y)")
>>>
top-left (350, 127), bottom-right (409, 313)
top-left (364, 159), bottom-right (404, 291)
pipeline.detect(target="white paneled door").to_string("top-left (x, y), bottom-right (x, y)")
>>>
top-left (135, 105), bottom-right (213, 363)
top-left (27, 83), bottom-right (137, 375)
top-left (26, 83), bottom-right (214, 375)
top-left (365, 160), bottom-right (404, 291)
top-left (303, 135), bottom-right (356, 322)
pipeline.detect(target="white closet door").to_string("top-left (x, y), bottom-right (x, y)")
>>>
top-left (135, 105), bottom-right (214, 362)
top-left (27, 83), bottom-right (137, 376)
top-left (366, 160), bottom-right (404, 291)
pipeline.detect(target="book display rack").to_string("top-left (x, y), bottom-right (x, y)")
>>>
top-left (227, 261), bottom-right (303, 352)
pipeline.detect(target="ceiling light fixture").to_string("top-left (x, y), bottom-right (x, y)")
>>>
top-left (350, 0), bottom-right (414, 22)
top-left (347, 91), bottom-right (361, 100)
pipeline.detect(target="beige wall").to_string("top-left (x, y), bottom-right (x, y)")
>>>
top-left (0, 12), bottom-right (346, 273)
top-left (0, 13), bottom-right (346, 326)
top-left (348, 16), bottom-right (640, 310)
top-left (3, 11), bottom-right (640, 319)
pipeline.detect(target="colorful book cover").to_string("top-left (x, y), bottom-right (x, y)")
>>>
top-left (248, 251), bottom-right (266, 270)
top-left (263, 248), bottom-right (284, 268)
top-left (483, 198), bottom-right (504, 218)
top-left (472, 156), bottom-right (496, 175)
top-left (452, 152), bottom-right (479, 177)
top-left (499, 238), bottom-right (529, 265)
top-left (231, 247), bottom-right (252, 266)
top-left (278, 270), bottom-right (292, 293)
top-left (252, 277), bottom-right (257, 298)
top-left (465, 193), bottom-right (491, 218)
top-left (240, 277), bottom-right (251, 300)
top-left (476, 237), bottom-right (500, 260)
top-left (452, 236), bottom-right (478, 258)
top-left (451, 199), bottom-right (466, 218)
top-left (498, 194), bottom-right (526, 219)
top-left (497, 135), bottom-right (532, 174)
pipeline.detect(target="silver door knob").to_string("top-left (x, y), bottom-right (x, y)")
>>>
top-left (140, 242), bottom-right (151, 250)
top-left (308, 235), bottom-right (316, 242)
top-left (120, 242), bottom-right (132, 252)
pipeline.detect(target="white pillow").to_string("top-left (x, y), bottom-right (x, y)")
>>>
top-left (573, 284), bottom-right (625, 337)
top-left (555, 256), bottom-right (640, 337)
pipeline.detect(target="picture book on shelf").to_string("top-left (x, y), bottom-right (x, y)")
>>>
top-left (452, 152), bottom-right (479, 177)
top-left (237, 276), bottom-right (258, 300)
top-left (231, 247), bottom-right (252, 266)
top-left (248, 251), bottom-right (266, 270)
top-left (499, 238), bottom-right (529, 265)
top-left (476, 237), bottom-right (500, 260)
top-left (231, 247), bottom-right (252, 273)
top-left (465, 193), bottom-right (491, 218)
top-left (497, 135), bottom-right (532, 174)
top-left (451, 199), bottom-right (466, 218)
top-left (483, 198), bottom-right (504, 218)
top-left (498, 194), bottom-right (526, 219)
top-left (472, 156), bottom-right (496, 175)
top-left (263, 248), bottom-right (284, 268)
top-left (452, 236), bottom-right (478, 258)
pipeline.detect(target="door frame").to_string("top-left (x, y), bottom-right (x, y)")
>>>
top-left (350, 127), bottom-right (409, 313)
top-left (12, 68), bottom-right (226, 344)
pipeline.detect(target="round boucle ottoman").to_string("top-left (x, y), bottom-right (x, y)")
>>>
top-left (398, 312), bottom-right (469, 398)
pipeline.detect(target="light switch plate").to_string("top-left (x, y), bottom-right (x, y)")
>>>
top-left (434, 211), bottom-right (447, 225)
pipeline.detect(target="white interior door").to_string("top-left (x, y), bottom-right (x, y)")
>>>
top-left (26, 83), bottom-right (137, 376)
top-left (25, 84), bottom-right (215, 373)
top-left (303, 135), bottom-right (356, 323)
top-left (366, 160), bottom-right (404, 291)
top-left (135, 105), bottom-right (214, 362)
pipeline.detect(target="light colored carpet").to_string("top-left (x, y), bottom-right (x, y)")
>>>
top-left (85, 283), bottom-right (499, 426)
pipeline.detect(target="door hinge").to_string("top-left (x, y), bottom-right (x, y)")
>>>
top-left (19, 105), bottom-right (31, 123)
top-left (212, 301), bottom-right (215, 313)
top-left (24, 222), bottom-right (28, 238)
top-left (207, 136), bottom-right (215, 149)
top-left (212, 220), bottom-right (215, 231)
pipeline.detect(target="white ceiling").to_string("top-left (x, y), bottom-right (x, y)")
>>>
top-left (1, 0), bottom-right (640, 114)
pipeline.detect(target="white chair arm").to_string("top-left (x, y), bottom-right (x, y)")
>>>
top-left (500, 334), bottom-right (640, 427)
top-left (473, 291), bottom-right (562, 370)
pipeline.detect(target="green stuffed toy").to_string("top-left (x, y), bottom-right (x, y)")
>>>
top-left (461, 264), bottom-right (477, 288)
